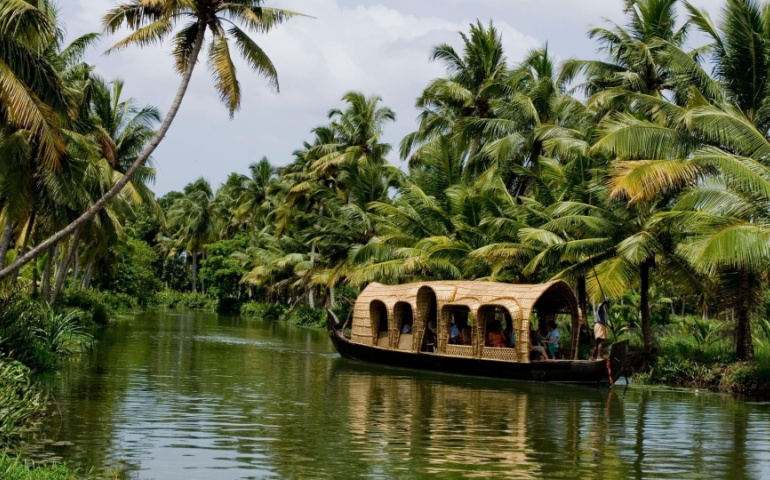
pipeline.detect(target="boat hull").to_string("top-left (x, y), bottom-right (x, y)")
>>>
top-left (329, 324), bottom-right (626, 385)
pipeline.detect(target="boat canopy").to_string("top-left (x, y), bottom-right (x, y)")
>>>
top-left (350, 280), bottom-right (580, 363)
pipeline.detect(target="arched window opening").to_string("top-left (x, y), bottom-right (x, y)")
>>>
top-left (479, 306), bottom-right (515, 349)
top-left (394, 302), bottom-right (414, 350)
top-left (371, 300), bottom-right (389, 348)
top-left (416, 287), bottom-right (438, 353)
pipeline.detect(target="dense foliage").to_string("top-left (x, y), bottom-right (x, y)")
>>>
top-left (3, 0), bottom-right (770, 389)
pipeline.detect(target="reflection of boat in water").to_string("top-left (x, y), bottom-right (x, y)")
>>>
top-left (328, 280), bottom-right (627, 385)
top-left (330, 359), bottom-right (626, 478)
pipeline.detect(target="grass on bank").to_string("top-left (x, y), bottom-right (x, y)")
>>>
top-left (0, 455), bottom-right (79, 480)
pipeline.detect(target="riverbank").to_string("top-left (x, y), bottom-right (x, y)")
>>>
top-left (0, 293), bottom-right (121, 478)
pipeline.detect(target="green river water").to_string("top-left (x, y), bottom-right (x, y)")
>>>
top-left (29, 309), bottom-right (770, 479)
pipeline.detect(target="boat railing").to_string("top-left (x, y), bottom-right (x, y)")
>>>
top-left (480, 346), bottom-right (519, 362)
top-left (444, 344), bottom-right (474, 358)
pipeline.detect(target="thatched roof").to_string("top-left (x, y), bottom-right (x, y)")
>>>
top-left (355, 280), bottom-right (577, 320)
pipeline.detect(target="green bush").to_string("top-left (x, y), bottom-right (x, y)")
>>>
top-left (0, 455), bottom-right (78, 480)
top-left (0, 298), bottom-right (93, 371)
top-left (718, 362), bottom-right (770, 396)
top-left (93, 237), bottom-right (162, 303)
top-left (240, 302), bottom-right (286, 321)
top-left (56, 289), bottom-right (137, 324)
top-left (150, 290), bottom-right (184, 308)
top-left (0, 360), bottom-right (48, 446)
top-left (179, 293), bottom-right (217, 310)
top-left (638, 355), bottom-right (722, 388)
top-left (281, 306), bottom-right (325, 328)
top-left (150, 291), bottom-right (216, 310)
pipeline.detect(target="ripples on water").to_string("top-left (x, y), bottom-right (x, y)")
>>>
top-left (29, 310), bottom-right (770, 479)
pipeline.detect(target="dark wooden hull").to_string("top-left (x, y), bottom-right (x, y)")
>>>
top-left (328, 322), bottom-right (627, 385)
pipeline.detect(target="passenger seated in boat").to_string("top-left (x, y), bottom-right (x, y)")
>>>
top-left (544, 320), bottom-right (560, 358)
top-left (423, 320), bottom-right (438, 352)
top-left (486, 320), bottom-right (506, 348)
top-left (530, 330), bottom-right (548, 361)
top-left (503, 311), bottom-right (515, 347)
top-left (449, 318), bottom-right (460, 343)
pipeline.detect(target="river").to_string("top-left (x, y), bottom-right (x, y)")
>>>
top-left (29, 309), bottom-right (770, 479)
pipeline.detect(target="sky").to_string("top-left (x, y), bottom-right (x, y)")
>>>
top-left (59, 0), bottom-right (724, 195)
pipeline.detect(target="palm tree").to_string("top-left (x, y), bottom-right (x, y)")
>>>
top-left (0, 0), bottom-right (68, 170)
top-left (686, 0), bottom-right (770, 131)
top-left (400, 20), bottom-right (508, 168)
top-left (165, 178), bottom-right (217, 293)
top-left (564, 0), bottom-right (689, 106)
top-left (310, 91), bottom-right (396, 206)
top-left (600, 93), bottom-right (770, 360)
top-left (0, 0), bottom-right (305, 281)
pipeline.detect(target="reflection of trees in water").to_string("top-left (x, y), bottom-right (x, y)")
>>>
top-left (33, 312), bottom-right (770, 479)
top-left (341, 364), bottom-right (629, 478)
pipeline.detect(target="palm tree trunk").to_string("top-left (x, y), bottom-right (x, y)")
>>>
top-left (80, 261), bottom-right (94, 290)
top-left (42, 244), bottom-right (57, 302)
top-left (200, 250), bottom-right (206, 294)
top-left (736, 270), bottom-right (754, 361)
top-left (191, 252), bottom-right (198, 294)
top-left (639, 258), bottom-right (659, 355)
top-left (575, 276), bottom-right (587, 359)
top-left (308, 240), bottom-right (317, 308)
top-left (0, 219), bottom-right (13, 270)
top-left (0, 21), bottom-right (208, 282)
top-left (51, 226), bottom-right (81, 304)
top-left (32, 260), bottom-right (39, 297)
top-left (70, 249), bottom-right (80, 290)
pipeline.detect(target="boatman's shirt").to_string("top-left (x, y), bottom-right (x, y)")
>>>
top-left (450, 324), bottom-right (459, 339)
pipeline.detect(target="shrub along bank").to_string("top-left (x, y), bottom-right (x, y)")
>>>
top-left (0, 296), bottom-right (104, 478)
top-left (621, 317), bottom-right (770, 397)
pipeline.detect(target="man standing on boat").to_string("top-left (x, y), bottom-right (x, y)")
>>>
top-left (591, 297), bottom-right (610, 360)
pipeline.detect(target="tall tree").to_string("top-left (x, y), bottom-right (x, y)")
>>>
top-left (0, 0), bottom-right (305, 281)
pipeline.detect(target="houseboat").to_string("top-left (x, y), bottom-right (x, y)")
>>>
top-left (327, 280), bottom-right (627, 385)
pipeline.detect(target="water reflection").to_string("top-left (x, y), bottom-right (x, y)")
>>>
top-left (28, 310), bottom-right (770, 479)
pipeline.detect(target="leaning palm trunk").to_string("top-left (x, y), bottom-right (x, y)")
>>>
top-left (0, 22), bottom-right (207, 282)
top-left (0, 219), bottom-right (13, 270)
top-left (51, 226), bottom-right (81, 304)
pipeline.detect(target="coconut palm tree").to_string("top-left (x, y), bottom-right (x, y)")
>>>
top-left (564, 0), bottom-right (689, 107)
top-left (0, 0), bottom-right (305, 281)
top-left (599, 92), bottom-right (770, 360)
top-left (310, 91), bottom-right (396, 206)
top-left (0, 0), bottom-right (68, 170)
top-left (400, 20), bottom-right (509, 168)
top-left (166, 178), bottom-right (217, 293)
top-left (686, 0), bottom-right (770, 132)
